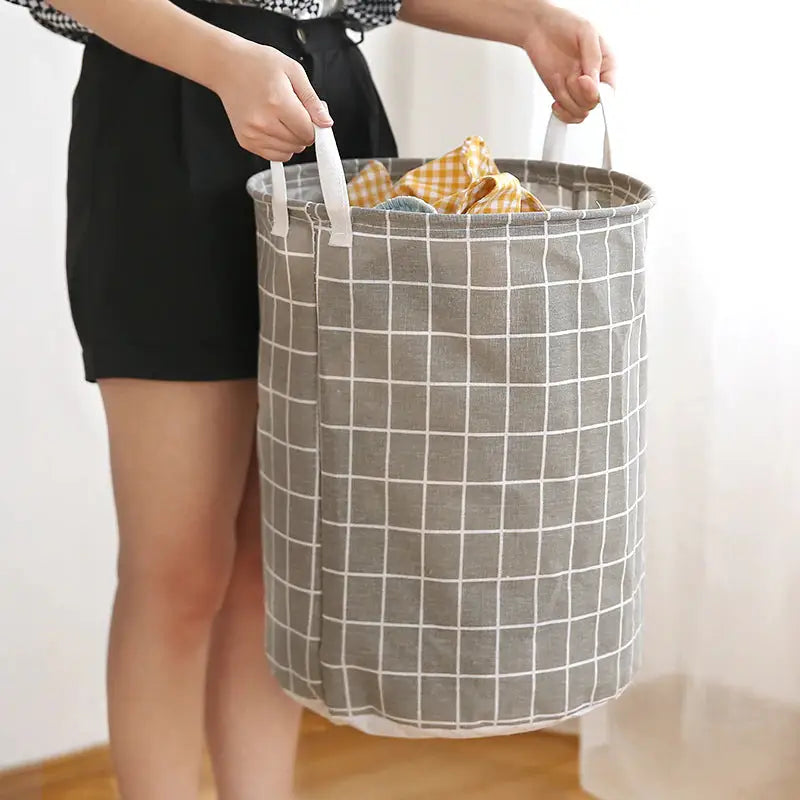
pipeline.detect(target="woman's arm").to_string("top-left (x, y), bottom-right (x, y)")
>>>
top-left (46, 0), bottom-right (332, 158)
top-left (49, 0), bottom-right (238, 91)
top-left (398, 0), bottom-right (615, 124)
top-left (398, 0), bottom-right (537, 48)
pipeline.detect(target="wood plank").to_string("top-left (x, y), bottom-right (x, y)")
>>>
top-left (0, 746), bottom-right (112, 800)
top-left (0, 713), bottom-right (590, 799)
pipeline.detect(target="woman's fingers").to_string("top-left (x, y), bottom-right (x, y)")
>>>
top-left (552, 73), bottom-right (588, 121)
top-left (271, 119), bottom-right (310, 148)
top-left (255, 124), bottom-right (310, 162)
top-left (213, 42), bottom-right (334, 159)
top-left (285, 60), bottom-right (333, 128)
top-left (599, 37), bottom-right (617, 88)
top-left (578, 22), bottom-right (603, 87)
top-left (248, 101), bottom-right (320, 161)
top-left (239, 119), bottom-right (310, 161)
top-left (576, 74), bottom-right (600, 106)
top-left (276, 89), bottom-right (316, 148)
top-left (554, 22), bottom-right (608, 125)
top-left (551, 101), bottom-right (585, 125)
top-left (567, 73), bottom-right (596, 115)
top-left (258, 141), bottom-right (296, 162)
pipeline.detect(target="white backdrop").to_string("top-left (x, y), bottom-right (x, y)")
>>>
top-left (0, 9), bottom-right (116, 769)
top-left (3, 2), bottom-right (800, 796)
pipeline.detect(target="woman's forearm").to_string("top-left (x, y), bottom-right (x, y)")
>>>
top-left (398, 0), bottom-right (545, 48)
top-left (47, 0), bottom-right (243, 91)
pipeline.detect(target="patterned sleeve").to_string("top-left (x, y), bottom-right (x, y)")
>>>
top-left (3, 0), bottom-right (89, 41)
top-left (346, 0), bottom-right (403, 30)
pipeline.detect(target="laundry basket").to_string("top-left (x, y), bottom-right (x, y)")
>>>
top-left (247, 90), bottom-right (655, 738)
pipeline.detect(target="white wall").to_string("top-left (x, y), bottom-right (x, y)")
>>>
top-left (365, 2), bottom-right (648, 178)
top-left (0, 7), bottom-right (117, 769)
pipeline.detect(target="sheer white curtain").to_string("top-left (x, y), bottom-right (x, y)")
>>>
top-left (367, 1), bottom-right (800, 796)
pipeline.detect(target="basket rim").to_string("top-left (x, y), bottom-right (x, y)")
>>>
top-left (246, 156), bottom-right (656, 228)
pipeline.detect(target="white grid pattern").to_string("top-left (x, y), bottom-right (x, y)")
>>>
top-left (304, 211), bottom-right (323, 698)
top-left (282, 208), bottom-right (296, 695)
top-left (591, 212), bottom-right (616, 705)
top-left (377, 210), bottom-right (394, 717)
top-left (340, 220), bottom-right (356, 712)
top-left (252, 156), bottom-right (652, 734)
top-left (531, 211), bottom-right (550, 722)
top-left (416, 215), bottom-right (434, 726)
top-left (494, 218), bottom-right (513, 724)
top-left (455, 215), bottom-right (473, 729)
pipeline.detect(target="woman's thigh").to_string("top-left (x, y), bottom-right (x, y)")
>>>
top-left (100, 378), bottom-right (258, 609)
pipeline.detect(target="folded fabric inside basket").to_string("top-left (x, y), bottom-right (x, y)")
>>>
top-left (347, 136), bottom-right (546, 214)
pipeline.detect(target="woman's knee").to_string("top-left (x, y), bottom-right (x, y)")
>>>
top-left (117, 523), bottom-right (236, 632)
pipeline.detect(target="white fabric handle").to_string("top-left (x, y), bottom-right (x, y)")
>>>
top-left (270, 125), bottom-right (353, 247)
top-left (541, 82), bottom-right (616, 170)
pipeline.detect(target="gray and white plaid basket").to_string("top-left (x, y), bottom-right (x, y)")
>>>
top-left (247, 93), bottom-right (655, 738)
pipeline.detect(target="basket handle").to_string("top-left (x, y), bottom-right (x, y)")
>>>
top-left (541, 82), bottom-right (615, 170)
top-left (270, 125), bottom-right (353, 248)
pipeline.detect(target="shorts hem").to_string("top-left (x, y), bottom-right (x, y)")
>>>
top-left (82, 342), bottom-right (258, 383)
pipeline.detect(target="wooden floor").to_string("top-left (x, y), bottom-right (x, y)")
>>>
top-left (0, 713), bottom-right (591, 800)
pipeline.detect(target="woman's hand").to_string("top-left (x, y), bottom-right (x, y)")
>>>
top-left (46, 0), bottom-right (333, 161)
top-left (523, 1), bottom-right (615, 124)
top-left (398, 0), bottom-right (615, 125)
top-left (211, 38), bottom-right (333, 162)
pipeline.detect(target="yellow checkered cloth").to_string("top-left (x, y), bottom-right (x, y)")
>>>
top-left (347, 136), bottom-right (545, 214)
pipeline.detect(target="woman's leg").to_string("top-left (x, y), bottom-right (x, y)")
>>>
top-left (100, 378), bottom-right (258, 800)
top-left (205, 448), bottom-right (303, 800)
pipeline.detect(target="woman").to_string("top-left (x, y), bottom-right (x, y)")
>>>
top-left (7, 0), bottom-right (614, 797)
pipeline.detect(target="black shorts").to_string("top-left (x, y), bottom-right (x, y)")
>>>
top-left (66, 0), bottom-right (397, 382)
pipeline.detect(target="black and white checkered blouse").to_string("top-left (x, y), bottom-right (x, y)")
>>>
top-left (5, 0), bottom-right (401, 42)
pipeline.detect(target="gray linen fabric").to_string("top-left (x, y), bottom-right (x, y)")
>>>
top-left (247, 158), bottom-right (655, 737)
